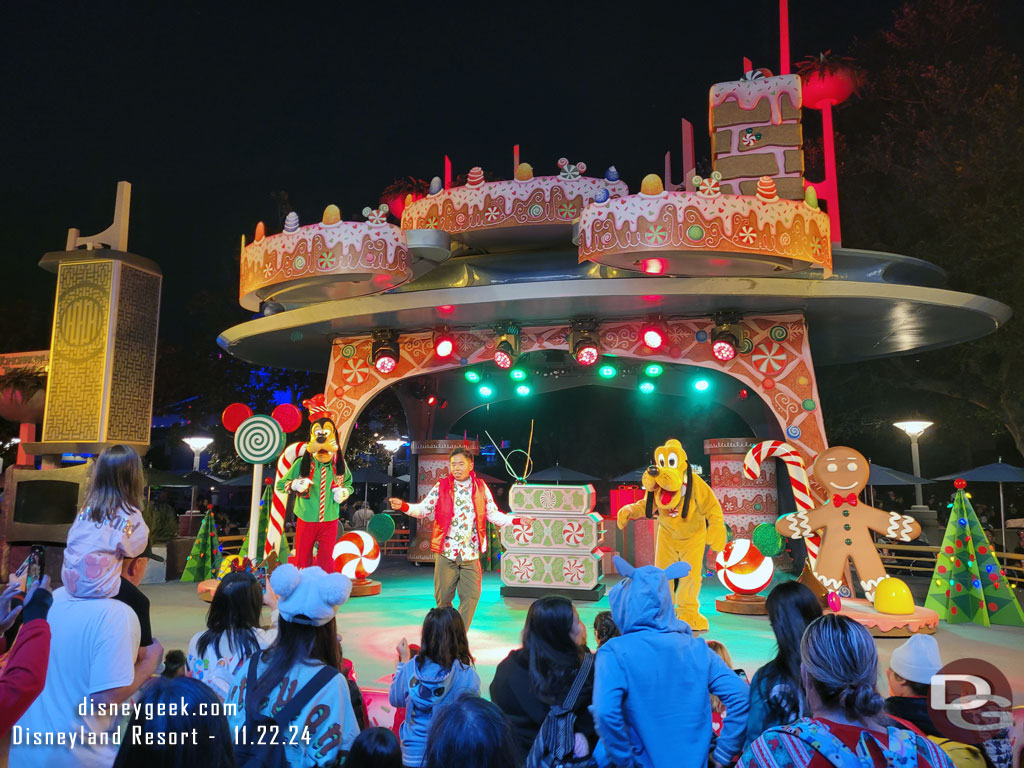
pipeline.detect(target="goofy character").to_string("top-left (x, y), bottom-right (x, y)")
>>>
top-left (617, 439), bottom-right (727, 631)
top-left (276, 394), bottom-right (353, 571)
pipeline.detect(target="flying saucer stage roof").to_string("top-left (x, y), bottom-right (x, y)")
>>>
top-left (219, 246), bottom-right (1009, 373)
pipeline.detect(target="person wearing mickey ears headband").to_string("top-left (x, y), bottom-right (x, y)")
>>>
top-left (226, 563), bottom-right (359, 767)
top-left (390, 447), bottom-right (534, 629)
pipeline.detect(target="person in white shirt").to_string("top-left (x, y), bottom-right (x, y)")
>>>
top-left (390, 448), bottom-right (531, 628)
top-left (11, 555), bottom-right (163, 768)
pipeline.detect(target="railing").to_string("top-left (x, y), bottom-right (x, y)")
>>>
top-left (216, 531), bottom-right (412, 558)
top-left (874, 541), bottom-right (1024, 588)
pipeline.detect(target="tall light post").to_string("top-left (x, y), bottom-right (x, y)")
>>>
top-left (378, 437), bottom-right (407, 501)
top-left (182, 433), bottom-right (214, 511)
top-left (893, 421), bottom-right (933, 508)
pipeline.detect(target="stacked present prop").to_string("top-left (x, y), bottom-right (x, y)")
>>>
top-left (499, 484), bottom-right (605, 600)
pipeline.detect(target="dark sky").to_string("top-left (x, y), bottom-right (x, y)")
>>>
top-left (2, 0), bottom-right (909, 350)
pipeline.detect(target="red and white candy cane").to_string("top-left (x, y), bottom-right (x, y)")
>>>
top-left (267, 441), bottom-right (306, 560)
top-left (743, 440), bottom-right (820, 565)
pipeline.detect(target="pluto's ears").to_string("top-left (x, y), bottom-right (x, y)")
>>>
top-left (662, 561), bottom-right (692, 580)
top-left (613, 556), bottom-right (635, 578)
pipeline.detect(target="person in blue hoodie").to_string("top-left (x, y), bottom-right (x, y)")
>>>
top-left (592, 557), bottom-right (750, 768)
top-left (390, 607), bottom-right (481, 767)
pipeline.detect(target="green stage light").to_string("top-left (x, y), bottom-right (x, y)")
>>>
top-left (639, 381), bottom-right (655, 394)
top-left (478, 384), bottom-right (494, 398)
top-left (598, 364), bottom-right (617, 379)
top-left (645, 363), bottom-right (664, 378)
top-left (509, 368), bottom-right (527, 381)
top-left (515, 384), bottom-right (531, 397)
top-left (465, 370), bottom-right (481, 383)
top-left (694, 379), bottom-right (710, 392)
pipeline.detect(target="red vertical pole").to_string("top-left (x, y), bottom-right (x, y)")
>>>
top-left (16, 422), bottom-right (34, 466)
top-left (821, 102), bottom-right (842, 245)
top-left (444, 155), bottom-right (452, 190)
top-left (779, 0), bottom-right (791, 75)
top-left (681, 119), bottom-right (696, 192)
top-left (513, 144), bottom-right (520, 174)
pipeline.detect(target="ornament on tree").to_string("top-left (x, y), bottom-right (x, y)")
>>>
top-left (924, 485), bottom-right (1024, 627)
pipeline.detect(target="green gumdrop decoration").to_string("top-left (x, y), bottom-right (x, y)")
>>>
top-left (752, 523), bottom-right (785, 557)
top-left (804, 185), bottom-right (819, 210)
top-left (367, 513), bottom-right (396, 544)
top-left (725, 523), bottom-right (734, 542)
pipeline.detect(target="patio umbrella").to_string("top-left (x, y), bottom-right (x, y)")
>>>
top-left (612, 467), bottom-right (648, 483)
top-left (868, 463), bottom-right (933, 486)
top-left (528, 463), bottom-right (600, 485)
top-left (933, 458), bottom-right (1024, 549)
top-left (144, 468), bottom-right (193, 488)
top-left (352, 467), bottom-right (406, 502)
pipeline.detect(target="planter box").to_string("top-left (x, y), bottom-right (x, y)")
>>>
top-left (165, 537), bottom-right (194, 581)
top-left (140, 545), bottom-right (168, 584)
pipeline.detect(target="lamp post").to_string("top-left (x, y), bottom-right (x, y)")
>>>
top-left (378, 438), bottom-right (406, 500)
top-left (893, 421), bottom-right (933, 508)
top-left (182, 434), bottom-right (214, 511)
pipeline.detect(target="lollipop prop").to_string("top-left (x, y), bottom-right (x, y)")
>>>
top-left (222, 403), bottom-right (301, 562)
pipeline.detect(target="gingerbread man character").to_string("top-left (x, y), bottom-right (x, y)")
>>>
top-left (775, 447), bottom-right (921, 601)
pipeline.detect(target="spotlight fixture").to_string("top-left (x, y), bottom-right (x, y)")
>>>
top-left (371, 329), bottom-right (400, 374)
top-left (641, 317), bottom-right (667, 350)
top-left (478, 384), bottom-right (495, 398)
top-left (509, 368), bottom-right (527, 381)
top-left (693, 378), bottom-right (710, 392)
top-left (639, 380), bottom-right (655, 394)
top-left (515, 384), bottom-right (531, 397)
top-left (493, 322), bottom-right (521, 370)
top-left (465, 370), bottom-right (481, 383)
top-left (598, 364), bottom-right (617, 379)
top-left (570, 320), bottom-right (600, 366)
top-left (644, 363), bottom-right (664, 378)
top-left (710, 313), bottom-right (742, 362)
top-left (433, 328), bottom-right (455, 358)
top-left (426, 395), bottom-right (437, 406)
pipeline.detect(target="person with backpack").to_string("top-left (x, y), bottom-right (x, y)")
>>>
top-left (490, 595), bottom-right (597, 767)
top-left (592, 557), bottom-right (749, 768)
top-left (226, 563), bottom-right (359, 767)
top-left (389, 607), bottom-right (481, 767)
top-left (739, 614), bottom-right (955, 768)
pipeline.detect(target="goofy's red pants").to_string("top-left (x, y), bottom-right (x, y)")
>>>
top-left (292, 520), bottom-right (337, 571)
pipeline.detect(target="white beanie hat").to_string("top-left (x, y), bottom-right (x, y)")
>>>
top-left (889, 633), bottom-right (943, 685)
top-left (270, 564), bottom-right (351, 627)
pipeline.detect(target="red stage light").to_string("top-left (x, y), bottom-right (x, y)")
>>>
top-left (437, 305), bottom-right (455, 314)
top-left (374, 354), bottom-right (397, 374)
top-left (434, 335), bottom-right (454, 358)
top-left (738, 388), bottom-right (749, 400)
top-left (494, 349), bottom-right (513, 369)
top-left (642, 327), bottom-right (665, 349)
top-left (713, 340), bottom-right (737, 362)
top-left (575, 344), bottom-right (599, 366)
top-left (642, 258), bottom-right (665, 275)
top-left (426, 395), bottom-right (437, 406)
top-left (440, 399), bottom-right (448, 409)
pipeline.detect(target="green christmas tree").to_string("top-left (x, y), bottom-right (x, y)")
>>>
top-left (181, 511), bottom-right (224, 582)
top-left (240, 483), bottom-right (290, 566)
top-left (924, 487), bottom-right (1024, 627)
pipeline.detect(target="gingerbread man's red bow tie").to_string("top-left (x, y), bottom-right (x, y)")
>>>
top-left (832, 493), bottom-right (858, 507)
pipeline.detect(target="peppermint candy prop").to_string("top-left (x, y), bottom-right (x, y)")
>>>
top-left (715, 539), bottom-right (774, 596)
top-left (562, 520), bottom-right (585, 546)
top-left (221, 402), bottom-right (301, 562)
top-left (333, 531), bottom-right (381, 581)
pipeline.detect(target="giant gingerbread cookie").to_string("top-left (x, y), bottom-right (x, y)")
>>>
top-left (775, 447), bottom-right (920, 601)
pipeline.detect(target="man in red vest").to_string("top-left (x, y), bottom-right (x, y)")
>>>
top-left (389, 447), bottom-right (531, 628)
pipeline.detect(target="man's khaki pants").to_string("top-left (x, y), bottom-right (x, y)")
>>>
top-left (434, 553), bottom-right (482, 628)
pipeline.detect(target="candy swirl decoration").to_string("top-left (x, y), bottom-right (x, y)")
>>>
top-left (511, 557), bottom-right (536, 581)
top-left (538, 489), bottom-right (557, 510)
top-left (562, 520), bottom-right (585, 546)
top-left (715, 539), bottom-right (774, 595)
top-left (752, 342), bottom-right (786, 373)
top-left (563, 558), bottom-right (586, 584)
top-left (333, 531), bottom-right (381, 580)
top-left (512, 521), bottom-right (535, 545)
top-left (234, 415), bottom-right (285, 464)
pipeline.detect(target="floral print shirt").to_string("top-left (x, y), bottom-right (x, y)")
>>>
top-left (407, 478), bottom-right (514, 561)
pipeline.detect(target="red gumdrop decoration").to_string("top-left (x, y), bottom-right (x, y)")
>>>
top-left (955, 539), bottom-right (963, 548)
top-left (207, 503), bottom-right (214, 510)
top-left (945, 590), bottom-right (950, 598)
top-left (978, 546), bottom-right (987, 554)
top-left (264, 477), bottom-right (272, 485)
top-left (222, 402), bottom-right (254, 432)
top-left (944, 545), bottom-right (954, 554)
top-left (955, 558), bottom-right (962, 568)
top-left (334, 387), bottom-right (346, 398)
top-left (951, 606), bottom-right (958, 615)
top-left (937, 565), bottom-right (947, 574)
top-left (988, 602), bottom-right (997, 611)
top-left (955, 583), bottom-right (962, 592)
top-left (272, 403), bottom-right (303, 433)
top-left (954, 478), bottom-right (967, 489)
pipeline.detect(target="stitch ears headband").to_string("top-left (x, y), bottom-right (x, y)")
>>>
top-left (613, 555), bottom-right (692, 581)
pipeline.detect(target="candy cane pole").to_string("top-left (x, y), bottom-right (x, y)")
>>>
top-left (743, 440), bottom-right (820, 566)
top-left (268, 442), bottom-right (305, 560)
top-left (248, 462), bottom-right (262, 561)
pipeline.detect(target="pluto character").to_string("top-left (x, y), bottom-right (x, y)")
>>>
top-left (775, 447), bottom-right (921, 601)
top-left (617, 439), bottom-right (727, 631)
top-left (276, 394), bottom-right (353, 571)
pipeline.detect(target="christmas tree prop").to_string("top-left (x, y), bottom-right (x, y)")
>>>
top-left (240, 482), bottom-right (291, 567)
top-left (181, 511), bottom-right (225, 582)
top-left (924, 481), bottom-right (1024, 627)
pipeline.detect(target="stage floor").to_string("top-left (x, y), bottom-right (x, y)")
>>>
top-left (141, 558), bottom-right (1024, 703)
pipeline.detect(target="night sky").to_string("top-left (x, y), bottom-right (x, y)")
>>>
top-left (3, 0), bottom-right (908, 350)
